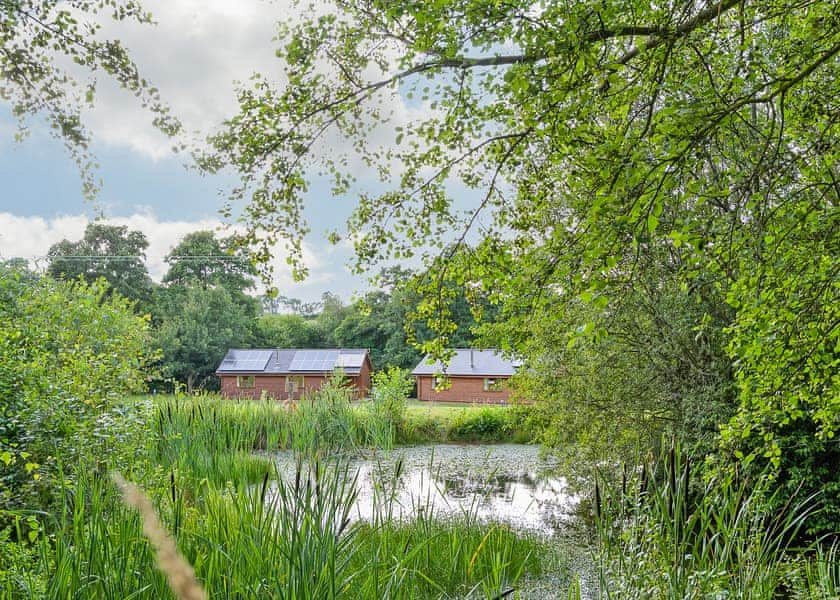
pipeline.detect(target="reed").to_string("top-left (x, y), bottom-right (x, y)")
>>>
top-left (590, 441), bottom-right (833, 599)
top-left (32, 454), bottom-right (555, 599)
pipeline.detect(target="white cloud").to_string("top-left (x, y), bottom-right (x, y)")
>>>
top-left (0, 211), bottom-right (357, 302)
top-left (73, 0), bottom-right (293, 159)
top-left (76, 0), bottom-right (427, 170)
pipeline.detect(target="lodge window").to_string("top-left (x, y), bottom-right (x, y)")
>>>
top-left (237, 375), bottom-right (255, 388)
top-left (483, 378), bottom-right (504, 392)
top-left (286, 375), bottom-right (304, 393)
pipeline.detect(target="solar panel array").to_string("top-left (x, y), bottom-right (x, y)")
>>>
top-left (289, 350), bottom-right (340, 371)
top-left (335, 353), bottom-right (365, 369)
top-left (222, 349), bottom-right (273, 371)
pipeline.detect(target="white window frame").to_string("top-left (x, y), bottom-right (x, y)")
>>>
top-left (483, 377), bottom-right (503, 392)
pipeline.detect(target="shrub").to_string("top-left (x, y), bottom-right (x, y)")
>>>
top-left (448, 407), bottom-right (511, 441)
top-left (0, 268), bottom-right (151, 515)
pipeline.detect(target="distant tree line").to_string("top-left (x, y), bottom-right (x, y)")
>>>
top-left (44, 223), bottom-right (490, 392)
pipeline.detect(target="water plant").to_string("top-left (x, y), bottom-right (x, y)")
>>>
top-left (590, 442), bottom-right (835, 599)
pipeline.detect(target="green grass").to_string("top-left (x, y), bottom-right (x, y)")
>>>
top-left (587, 442), bottom-right (840, 599)
top-left (405, 399), bottom-right (490, 415)
top-left (145, 392), bottom-right (534, 455)
top-left (0, 382), bottom-right (560, 599)
top-left (11, 456), bottom-right (561, 599)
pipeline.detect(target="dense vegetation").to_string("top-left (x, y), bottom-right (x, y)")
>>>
top-left (3, 0), bottom-right (839, 597)
top-left (0, 266), bottom-right (554, 597)
top-left (205, 0), bottom-right (838, 595)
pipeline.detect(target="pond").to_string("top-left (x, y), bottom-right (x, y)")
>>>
top-left (270, 444), bottom-right (594, 598)
top-left (272, 444), bottom-right (579, 533)
top-left (276, 444), bottom-right (577, 534)
top-left (270, 444), bottom-right (593, 598)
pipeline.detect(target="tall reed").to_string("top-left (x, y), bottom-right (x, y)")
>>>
top-left (35, 455), bottom-right (554, 599)
top-left (591, 442), bottom-right (827, 599)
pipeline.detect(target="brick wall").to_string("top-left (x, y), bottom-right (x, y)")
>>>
top-left (415, 375), bottom-right (512, 404)
top-left (220, 373), bottom-right (368, 400)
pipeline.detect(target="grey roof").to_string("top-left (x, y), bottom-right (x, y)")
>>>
top-left (411, 349), bottom-right (520, 377)
top-left (216, 348), bottom-right (369, 375)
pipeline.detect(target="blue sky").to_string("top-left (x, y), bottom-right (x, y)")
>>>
top-left (0, 0), bottom-right (485, 303)
top-left (0, 0), bottom-right (379, 303)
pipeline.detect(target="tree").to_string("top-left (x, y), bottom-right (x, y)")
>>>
top-left (254, 313), bottom-right (326, 349)
top-left (47, 221), bottom-right (154, 309)
top-left (1, 0), bottom-right (180, 194)
top-left (163, 230), bottom-right (256, 294)
top-left (208, 2), bottom-right (839, 475)
top-left (154, 285), bottom-right (256, 392)
top-left (0, 266), bottom-right (151, 513)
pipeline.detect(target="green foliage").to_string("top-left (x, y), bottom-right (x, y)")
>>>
top-left (207, 0), bottom-right (840, 535)
top-left (0, 0), bottom-right (180, 195)
top-left (398, 405), bottom-right (531, 445)
top-left (30, 455), bottom-right (555, 600)
top-left (502, 272), bottom-right (735, 480)
top-left (0, 267), bottom-right (151, 513)
top-left (448, 408), bottom-right (510, 441)
top-left (593, 443), bottom-right (826, 599)
top-left (163, 230), bottom-right (257, 300)
top-left (255, 269), bottom-right (490, 372)
top-left (153, 285), bottom-right (257, 391)
top-left (255, 313), bottom-right (326, 349)
top-left (47, 222), bottom-right (155, 311)
top-left (368, 367), bottom-right (413, 445)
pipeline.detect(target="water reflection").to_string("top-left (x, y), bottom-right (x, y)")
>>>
top-left (271, 444), bottom-right (579, 533)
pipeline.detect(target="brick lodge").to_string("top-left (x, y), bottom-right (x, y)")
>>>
top-left (411, 349), bottom-right (520, 404)
top-left (216, 348), bottom-right (372, 400)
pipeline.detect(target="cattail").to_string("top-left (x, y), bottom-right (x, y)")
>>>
top-left (112, 473), bottom-right (207, 600)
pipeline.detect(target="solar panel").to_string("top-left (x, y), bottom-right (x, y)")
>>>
top-left (335, 353), bottom-right (364, 368)
top-left (289, 350), bottom-right (339, 371)
top-left (225, 349), bottom-right (272, 371)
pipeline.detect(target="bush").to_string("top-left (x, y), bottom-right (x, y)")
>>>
top-left (368, 367), bottom-right (413, 448)
top-left (0, 268), bottom-right (151, 515)
top-left (448, 407), bottom-right (511, 441)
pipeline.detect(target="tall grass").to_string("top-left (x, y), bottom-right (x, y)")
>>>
top-left (154, 379), bottom-right (395, 468)
top-left (28, 455), bottom-right (554, 599)
top-left (589, 442), bottom-right (838, 599)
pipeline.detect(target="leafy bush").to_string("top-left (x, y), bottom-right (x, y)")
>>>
top-left (448, 407), bottom-right (511, 441)
top-left (0, 267), bottom-right (151, 515)
top-left (592, 442), bottom-right (830, 599)
top-left (367, 367), bottom-right (413, 448)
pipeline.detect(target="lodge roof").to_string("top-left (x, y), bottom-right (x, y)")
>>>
top-left (410, 349), bottom-right (520, 377)
top-left (215, 348), bottom-right (369, 376)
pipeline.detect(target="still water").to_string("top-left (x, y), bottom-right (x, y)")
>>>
top-left (271, 444), bottom-right (579, 533)
top-left (270, 444), bottom-right (593, 598)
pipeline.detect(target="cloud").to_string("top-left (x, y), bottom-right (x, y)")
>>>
top-left (0, 211), bottom-right (357, 302)
top-left (74, 0), bottom-right (428, 170)
top-left (64, 0), bottom-right (292, 159)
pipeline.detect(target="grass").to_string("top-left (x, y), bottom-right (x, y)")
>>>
top-left (405, 399), bottom-right (493, 415)
top-left (145, 391), bottom-right (535, 458)
top-left (585, 442), bottom-right (840, 599)
top-left (11, 455), bottom-right (560, 599)
top-left (0, 384), bottom-right (557, 599)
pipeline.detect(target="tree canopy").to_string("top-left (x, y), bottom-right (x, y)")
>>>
top-left (47, 221), bottom-right (154, 309)
top-left (163, 230), bottom-right (256, 293)
top-left (209, 0), bottom-right (839, 469)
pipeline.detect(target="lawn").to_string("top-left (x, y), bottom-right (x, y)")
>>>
top-left (404, 398), bottom-right (505, 417)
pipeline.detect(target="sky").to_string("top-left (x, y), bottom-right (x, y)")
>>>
top-left (0, 0), bottom-right (398, 303)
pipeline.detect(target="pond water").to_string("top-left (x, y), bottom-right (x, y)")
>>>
top-left (270, 444), bottom-right (594, 598)
top-left (271, 444), bottom-right (579, 533)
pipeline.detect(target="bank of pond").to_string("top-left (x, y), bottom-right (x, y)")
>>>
top-left (1, 392), bottom-right (837, 598)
